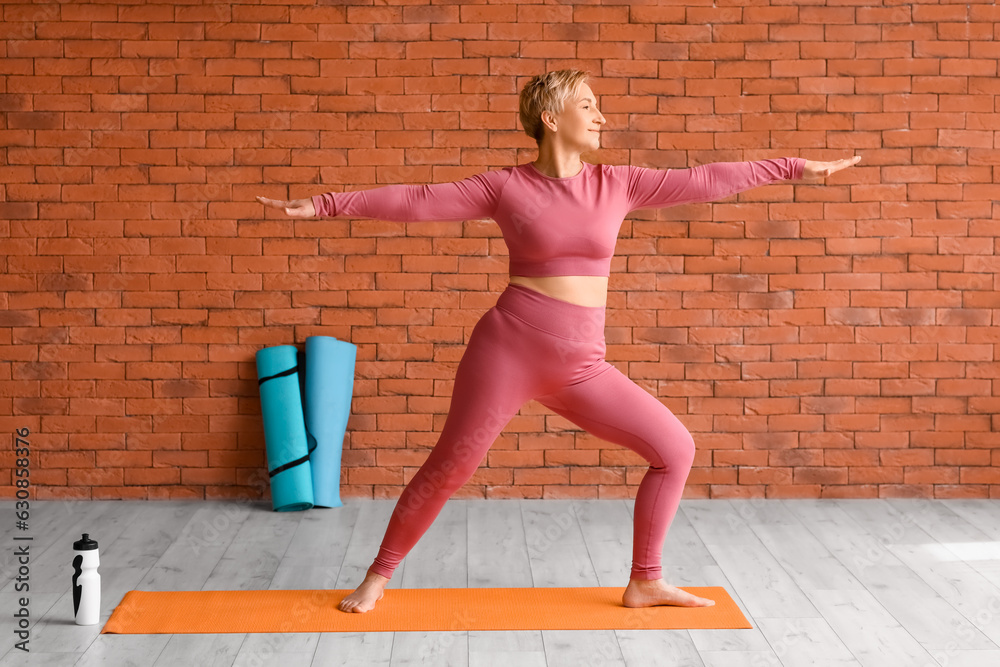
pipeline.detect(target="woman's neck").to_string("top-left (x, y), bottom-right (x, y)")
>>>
top-left (532, 143), bottom-right (584, 178)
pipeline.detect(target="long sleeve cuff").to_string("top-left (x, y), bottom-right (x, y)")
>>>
top-left (312, 192), bottom-right (335, 218)
top-left (790, 157), bottom-right (806, 181)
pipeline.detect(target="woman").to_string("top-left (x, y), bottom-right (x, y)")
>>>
top-left (258, 69), bottom-right (860, 614)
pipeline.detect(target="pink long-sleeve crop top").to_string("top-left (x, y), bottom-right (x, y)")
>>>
top-left (311, 157), bottom-right (805, 278)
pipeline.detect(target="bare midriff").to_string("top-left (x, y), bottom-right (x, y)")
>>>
top-left (508, 275), bottom-right (609, 308)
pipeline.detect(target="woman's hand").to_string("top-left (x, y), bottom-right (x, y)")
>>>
top-left (801, 155), bottom-right (862, 181)
top-left (256, 196), bottom-right (316, 218)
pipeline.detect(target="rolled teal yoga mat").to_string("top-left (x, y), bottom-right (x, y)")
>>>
top-left (304, 336), bottom-right (356, 508)
top-left (255, 345), bottom-right (315, 512)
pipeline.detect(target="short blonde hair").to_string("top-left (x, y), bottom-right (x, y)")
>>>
top-left (518, 69), bottom-right (592, 145)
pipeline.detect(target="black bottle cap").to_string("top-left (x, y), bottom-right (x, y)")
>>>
top-left (73, 533), bottom-right (98, 550)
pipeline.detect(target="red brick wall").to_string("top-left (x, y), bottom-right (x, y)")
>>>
top-left (2, 1), bottom-right (999, 502)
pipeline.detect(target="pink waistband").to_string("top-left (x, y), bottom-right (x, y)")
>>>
top-left (495, 283), bottom-right (605, 341)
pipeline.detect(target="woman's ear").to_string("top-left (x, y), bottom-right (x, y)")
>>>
top-left (541, 110), bottom-right (557, 133)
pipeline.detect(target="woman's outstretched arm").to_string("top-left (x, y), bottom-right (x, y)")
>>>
top-left (257, 168), bottom-right (512, 222)
top-left (625, 155), bottom-right (861, 212)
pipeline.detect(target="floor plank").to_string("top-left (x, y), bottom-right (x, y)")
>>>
top-left (468, 498), bottom-right (546, 667)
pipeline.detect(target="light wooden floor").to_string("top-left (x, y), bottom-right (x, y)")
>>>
top-left (2, 497), bottom-right (999, 666)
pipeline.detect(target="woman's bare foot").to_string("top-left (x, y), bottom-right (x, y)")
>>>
top-left (622, 578), bottom-right (716, 608)
top-left (337, 570), bottom-right (389, 613)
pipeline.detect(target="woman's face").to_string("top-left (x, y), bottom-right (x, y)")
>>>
top-left (543, 82), bottom-right (605, 152)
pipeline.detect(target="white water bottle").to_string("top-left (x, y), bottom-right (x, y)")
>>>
top-left (72, 533), bottom-right (100, 625)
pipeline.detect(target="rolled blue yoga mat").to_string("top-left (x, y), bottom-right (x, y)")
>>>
top-left (255, 345), bottom-right (315, 512)
top-left (304, 336), bottom-right (356, 508)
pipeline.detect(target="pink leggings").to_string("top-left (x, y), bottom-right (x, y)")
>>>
top-left (368, 282), bottom-right (696, 581)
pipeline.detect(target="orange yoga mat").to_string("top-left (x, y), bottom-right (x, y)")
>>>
top-left (102, 586), bottom-right (750, 634)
